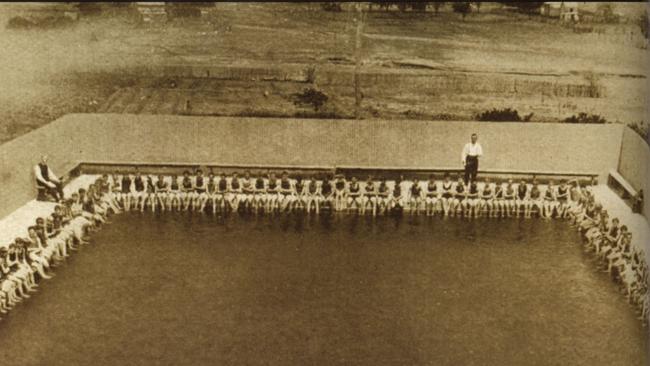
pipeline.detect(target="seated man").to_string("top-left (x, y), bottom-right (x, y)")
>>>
top-left (34, 155), bottom-right (64, 201)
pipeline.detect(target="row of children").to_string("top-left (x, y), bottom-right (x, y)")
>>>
top-left (102, 170), bottom-right (586, 219)
top-left (0, 179), bottom-right (119, 317)
top-left (571, 190), bottom-right (648, 322)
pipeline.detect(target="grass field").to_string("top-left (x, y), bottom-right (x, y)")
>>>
top-left (0, 3), bottom-right (647, 143)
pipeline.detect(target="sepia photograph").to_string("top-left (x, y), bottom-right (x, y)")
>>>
top-left (0, 1), bottom-right (648, 365)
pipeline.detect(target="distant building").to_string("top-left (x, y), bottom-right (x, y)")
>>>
top-left (166, 2), bottom-right (214, 19)
top-left (540, 2), bottom-right (579, 22)
top-left (135, 2), bottom-right (167, 23)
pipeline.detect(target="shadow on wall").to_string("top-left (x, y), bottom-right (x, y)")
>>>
top-left (618, 127), bottom-right (650, 220)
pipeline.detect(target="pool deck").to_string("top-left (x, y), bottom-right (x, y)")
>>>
top-left (0, 177), bottom-right (647, 257)
top-left (591, 184), bottom-right (649, 260)
top-left (0, 174), bottom-right (99, 247)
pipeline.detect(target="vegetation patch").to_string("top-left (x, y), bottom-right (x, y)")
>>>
top-left (476, 108), bottom-right (533, 122)
top-left (293, 88), bottom-right (329, 111)
top-left (6, 16), bottom-right (76, 30)
top-left (563, 113), bottom-right (607, 124)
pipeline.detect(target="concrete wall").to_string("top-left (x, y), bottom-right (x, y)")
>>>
top-left (0, 117), bottom-right (81, 218)
top-left (619, 127), bottom-right (650, 217)
top-left (0, 113), bottom-right (625, 219)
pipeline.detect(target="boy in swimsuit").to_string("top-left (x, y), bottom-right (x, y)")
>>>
top-left (346, 176), bottom-right (362, 214)
top-left (228, 172), bottom-right (242, 213)
top-left (266, 172), bottom-right (280, 213)
top-left (305, 176), bottom-right (321, 214)
top-left (143, 175), bottom-right (157, 212)
top-left (542, 180), bottom-right (558, 219)
top-left (333, 174), bottom-right (347, 212)
top-left (252, 172), bottom-right (267, 214)
top-left (503, 180), bottom-right (516, 218)
top-left (240, 171), bottom-right (256, 212)
top-left (478, 178), bottom-right (494, 218)
top-left (451, 177), bottom-right (466, 218)
top-left (215, 173), bottom-right (229, 213)
top-left (278, 171), bottom-right (295, 213)
top-left (441, 174), bottom-right (454, 217)
top-left (361, 176), bottom-right (377, 216)
top-left (132, 171), bottom-right (147, 212)
top-left (409, 178), bottom-right (424, 215)
top-left (121, 173), bottom-right (133, 211)
top-left (168, 174), bottom-right (181, 211)
top-left (206, 172), bottom-right (218, 215)
top-left (153, 174), bottom-right (169, 212)
top-left (595, 217), bottom-right (619, 257)
top-left (293, 175), bottom-right (307, 212)
top-left (193, 169), bottom-right (209, 212)
top-left (320, 175), bottom-right (334, 213)
top-left (388, 178), bottom-right (405, 214)
top-left (424, 175), bottom-right (439, 217)
top-left (110, 174), bottom-right (123, 210)
top-left (556, 179), bottom-right (570, 218)
top-left (466, 180), bottom-right (479, 218)
top-left (515, 179), bottom-right (531, 218)
top-left (529, 180), bottom-right (543, 218)
top-left (376, 178), bottom-right (390, 215)
top-left (566, 180), bottom-right (583, 222)
top-left (492, 179), bottom-right (505, 218)
top-left (180, 170), bottom-right (194, 211)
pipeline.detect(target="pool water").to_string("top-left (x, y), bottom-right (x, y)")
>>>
top-left (0, 213), bottom-right (646, 366)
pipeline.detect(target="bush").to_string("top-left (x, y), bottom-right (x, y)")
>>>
top-left (638, 10), bottom-right (648, 40)
top-left (507, 2), bottom-right (544, 14)
top-left (320, 3), bottom-right (343, 12)
top-left (476, 108), bottom-right (532, 122)
top-left (293, 88), bottom-right (329, 111)
top-left (563, 113), bottom-right (607, 124)
top-left (628, 121), bottom-right (650, 144)
top-left (452, 2), bottom-right (471, 19)
top-left (6, 16), bottom-right (75, 30)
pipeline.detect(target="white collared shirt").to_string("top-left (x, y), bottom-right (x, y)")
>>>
top-left (34, 164), bottom-right (58, 185)
top-left (461, 142), bottom-right (483, 164)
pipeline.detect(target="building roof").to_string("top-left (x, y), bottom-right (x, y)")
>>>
top-left (544, 2), bottom-right (579, 9)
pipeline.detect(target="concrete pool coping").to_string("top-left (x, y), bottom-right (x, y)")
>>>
top-left (0, 174), bottom-right (646, 256)
top-left (0, 174), bottom-right (99, 246)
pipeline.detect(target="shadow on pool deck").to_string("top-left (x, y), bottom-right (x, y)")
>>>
top-left (0, 213), bottom-right (646, 366)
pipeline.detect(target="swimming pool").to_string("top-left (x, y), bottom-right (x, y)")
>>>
top-left (0, 213), bottom-right (646, 366)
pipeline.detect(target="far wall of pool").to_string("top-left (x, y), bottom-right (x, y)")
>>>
top-left (0, 113), bottom-right (641, 219)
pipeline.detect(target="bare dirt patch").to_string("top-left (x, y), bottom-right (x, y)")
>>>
top-left (0, 3), bottom-right (646, 143)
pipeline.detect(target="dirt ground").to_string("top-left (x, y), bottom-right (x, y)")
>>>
top-left (0, 3), bottom-right (647, 143)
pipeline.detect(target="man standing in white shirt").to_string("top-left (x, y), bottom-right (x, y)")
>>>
top-left (461, 133), bottom-right (483, 184)
top-left (34, 155), bottom-right (64, 202)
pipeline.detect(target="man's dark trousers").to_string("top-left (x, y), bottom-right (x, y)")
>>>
top-left (464, 156), bottom-right (479, 184)
top-left (37, 180), bottom-right (64, 201)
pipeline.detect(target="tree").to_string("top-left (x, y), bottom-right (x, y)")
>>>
top-left (408, 2), bottom-right (427, 12)
top-left (452, 2), bottom-right (471, 20)
top-left (638, 10), bottom-right (649, 40)
top-left (507, 2), bottom-right (544, 14)
top-left (432, 2), bottom-right (445, 15)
